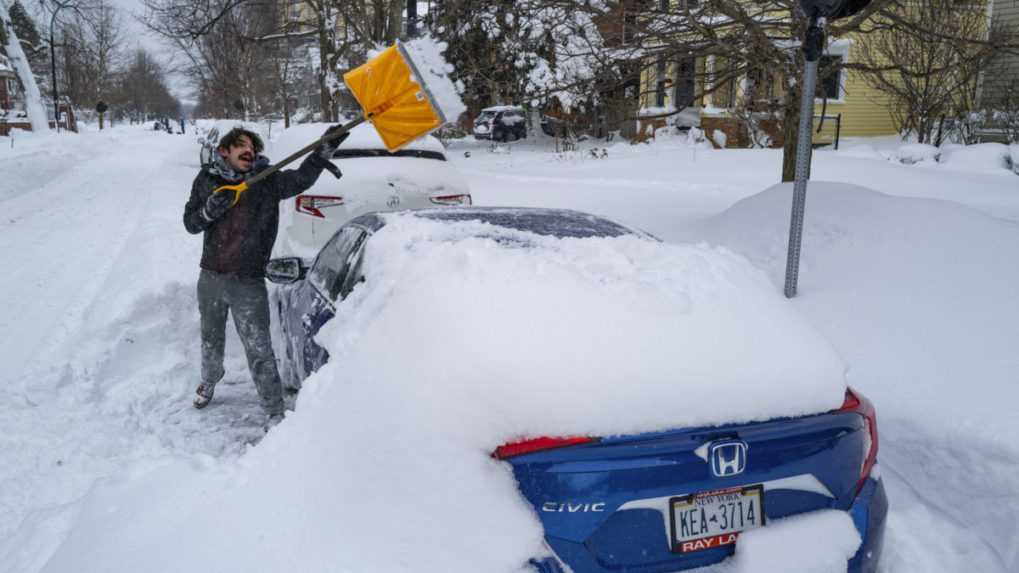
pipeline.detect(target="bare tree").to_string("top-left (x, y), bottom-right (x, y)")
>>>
top-left (112, 47), bottom-right (180, 120)
top-left (143, 0), bottom-right (346, 121)
top-left (853, 0), bottom-right (1011, 144)
top-left (60, 0), bottom-right (122, 108)
top-left (529, 0), bottom-right (1019, 179)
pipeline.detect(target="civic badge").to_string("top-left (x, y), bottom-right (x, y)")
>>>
top-left (709, 439), bottom-right (748, 477)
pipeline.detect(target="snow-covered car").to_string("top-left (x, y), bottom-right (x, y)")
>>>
top-left (265, 207), bottom-right (888, 573)
top-left (270, 123), bottom-right (472, 259)
top-left (473, 105), bottom-right (527, 141)
top-left (196, 120), bottom-right (267, 166)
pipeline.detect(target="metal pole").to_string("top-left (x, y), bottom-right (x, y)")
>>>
top-left (49, 8), bottom-right (59, 133)
top-left (783, 15), bottom-right (825, 298)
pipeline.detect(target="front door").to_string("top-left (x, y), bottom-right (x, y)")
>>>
top-left (674, 57), bottom-right (696, 109)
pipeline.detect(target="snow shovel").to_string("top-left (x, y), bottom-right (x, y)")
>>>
top-left (214, 40), bottom-right (458, 207)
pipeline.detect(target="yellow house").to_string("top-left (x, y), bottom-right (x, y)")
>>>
top-left (632, 3), bottom-right (977, 146)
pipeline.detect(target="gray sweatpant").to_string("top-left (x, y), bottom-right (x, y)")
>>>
top-left (197, 269), bottom-right (284, 415)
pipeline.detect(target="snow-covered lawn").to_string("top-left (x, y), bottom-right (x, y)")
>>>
top-left (0, 124), bottom-right (1016, 572)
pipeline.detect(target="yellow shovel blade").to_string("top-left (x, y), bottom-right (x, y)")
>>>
top-left (343, 42), bottom-right (445, 152)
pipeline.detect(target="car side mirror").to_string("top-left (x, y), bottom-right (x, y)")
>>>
top-left (265, 258), bottom-right (306, 284)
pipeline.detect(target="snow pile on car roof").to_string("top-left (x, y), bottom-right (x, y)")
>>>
top-left (272, 121), bottom-right (445, 158)
top-left (37, 213), bottom-right (847, 573)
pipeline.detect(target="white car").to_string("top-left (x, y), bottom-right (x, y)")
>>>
top-left (270, 122), bottom-right (472, 259)
top-left (195, 120), bottom-right (269, 166)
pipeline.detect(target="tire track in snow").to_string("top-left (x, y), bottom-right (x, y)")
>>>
top-left (1, 130), bottom-right (182, 392)
top-left (0, 128), bottom-right (269, 563)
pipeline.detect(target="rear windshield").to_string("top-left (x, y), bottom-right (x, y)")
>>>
top-left (418, 210), bottom-right (637, 239)
top-left (331, 149), bottom-right (446, 161)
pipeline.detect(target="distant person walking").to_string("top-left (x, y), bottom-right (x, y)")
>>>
top-left (179, 117), bottom-right (186, 134)
top-left (182, 125), bottom-right (348, 426)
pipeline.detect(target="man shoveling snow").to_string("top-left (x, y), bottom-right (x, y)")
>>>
top-left (183, 126), bottom-right (348, 425)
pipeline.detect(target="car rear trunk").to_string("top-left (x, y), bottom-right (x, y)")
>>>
top-left (503, 404), bottom-right (871, 572)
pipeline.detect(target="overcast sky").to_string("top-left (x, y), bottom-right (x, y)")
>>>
top-left (26, 0), bottom-right (193, 103)
top-left (105, 0), bottom-right (194, 103)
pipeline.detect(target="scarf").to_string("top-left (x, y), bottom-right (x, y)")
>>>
top-left (208, 153), bottom-right (270, 183)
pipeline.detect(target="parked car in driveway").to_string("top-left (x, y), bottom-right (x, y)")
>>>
top-left (473, 105), bottom-right (527, 141)
top-left (270, 123), bottom-right (472, 260)
top-left (264, 207), bottom-right (887, 573)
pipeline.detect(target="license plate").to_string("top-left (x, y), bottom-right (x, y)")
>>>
top-left (669, 485), bottom-right (765, 553)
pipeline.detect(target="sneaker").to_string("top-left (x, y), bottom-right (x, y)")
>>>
top-left (193, 382), bottom-right (215, 409)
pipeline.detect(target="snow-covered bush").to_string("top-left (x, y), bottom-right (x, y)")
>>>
top-left (939, 142), bottom-right (1012, 171)
top-left (895, 143), bottom-right (940, 165)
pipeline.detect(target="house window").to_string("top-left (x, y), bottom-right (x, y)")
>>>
top-left (622, 10), bottom-right (638, 44)
top-left (817, 55), bottom-right (844, 100)
top-left (747, 67), bottom-right (777, 109)
top-left (673, 57), bottom-right (695, 108)
top-left (711, 57), bottom-right (738, 109)
top-left (656, 57), bottom-right (668, 107)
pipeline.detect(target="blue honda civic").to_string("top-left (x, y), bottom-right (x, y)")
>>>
top-left (265, 207), bottom-right (887, 573)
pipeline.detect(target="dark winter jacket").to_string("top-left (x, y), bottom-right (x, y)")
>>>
top-left (183, 153), bottom-right (331, 278)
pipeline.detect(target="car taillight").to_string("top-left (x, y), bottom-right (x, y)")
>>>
top-left (838, 388), bottom-right (878, 494)
top-left (429, 194), bottom-right (472, 206)
top-left (493, 436), bottom-right (596, 460)
top-left (296, 195), bottom-right (344, 218)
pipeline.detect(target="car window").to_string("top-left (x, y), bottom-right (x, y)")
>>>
top-left (330, 149), bottom-right (446, 161)
top-left (308, 227), bottom-right (368, 302)
top-left (338, 242), bottom-right (367, 300)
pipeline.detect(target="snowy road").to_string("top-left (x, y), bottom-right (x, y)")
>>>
top-left (1, 125), bottom-right (1017, 572)
top-left (0, 128), bottom-right (272, 570)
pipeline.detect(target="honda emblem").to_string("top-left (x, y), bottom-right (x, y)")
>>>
top-left (709, 439), bottom-right (748, 477)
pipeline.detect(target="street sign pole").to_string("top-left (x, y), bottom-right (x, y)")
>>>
top-left (783, 14), bottom-right (826, 298)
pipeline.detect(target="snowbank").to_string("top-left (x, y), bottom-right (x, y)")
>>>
top-left (894, 143), bottom-right (939, 165)
top-left (939, 142), bottom-right (1012, 171)
top-left (39, 214), bottom-right (847, 572)
top-left (697, 182), bottom-right (1019, 447)
top-left (731, 510), bottom-right (861, 572)
top-left (697, 181), bottom-right (1019, 572)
